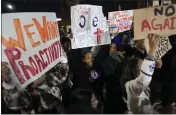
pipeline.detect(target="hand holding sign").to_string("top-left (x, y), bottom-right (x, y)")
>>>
top-left (144, 35), bottom-right (172, 59)
top-left (148, 33), bottom-right (160, 57)
top-left (2, 13), bottom-right (63, 90)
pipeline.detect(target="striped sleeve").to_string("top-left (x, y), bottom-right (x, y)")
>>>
top-left (125, 56), bottom-right (156, 97)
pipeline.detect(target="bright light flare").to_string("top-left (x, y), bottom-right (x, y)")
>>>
top-left (57, 18), bottom-right (62, 21)
top-left (7, 4), bottom-right (14, 10)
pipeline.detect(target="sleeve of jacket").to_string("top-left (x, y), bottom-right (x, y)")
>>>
top-left (125, 56), bottom-right (156, 98)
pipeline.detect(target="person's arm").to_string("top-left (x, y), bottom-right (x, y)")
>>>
top-left (125, 56), bottom-right (156, 97)
top-left (125, 34), bottom-right (159, 98)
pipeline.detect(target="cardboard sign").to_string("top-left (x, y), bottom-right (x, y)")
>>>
top-left (134, 4), bottom-right (176, 40)
top-left (2, 13), bottom-right (64, 90)
top-left (108, 10), bottom-right (133, 33)
top-left (144, 36), bottom-right (172, 59)
top-left (71, 5), bottom-right (111, 49)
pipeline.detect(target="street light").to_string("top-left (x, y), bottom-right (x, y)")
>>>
top-left (57, 18), bottom-right (62, 21)
top-left (6, 3), bottom-right (14, 10)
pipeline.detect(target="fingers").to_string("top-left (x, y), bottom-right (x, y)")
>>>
top-left (148, 33), bottom-right (160, 44)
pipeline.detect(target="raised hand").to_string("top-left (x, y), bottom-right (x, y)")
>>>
top-left (148, 33), bottom-right (159, 57)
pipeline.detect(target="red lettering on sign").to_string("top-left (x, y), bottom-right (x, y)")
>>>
top-left (43, 48), bottom-right (50, 65)
top-left (4, 41), bottom-right (62, 85)
top-left (151, 18), bottom-right (162, 30)
top-left (39, 50), bottom-right (48, 67)
top-left (141, 20), bottom-right (151, 31)
top-left (163, 18), bottom-right (171, 29)
top-left (141, 16), bottom-right (176, 32)
top-left (170, 17), bottom-right (176, 29)
top-left (29, 56), bottom-right (39, 74)
top-left (18, 61), bottom-right (36, 80)
top-left (4, 48), bottom-right (26, 84)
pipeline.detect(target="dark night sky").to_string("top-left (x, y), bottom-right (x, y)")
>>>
top-left (2, 0), bottom-right (138, 19)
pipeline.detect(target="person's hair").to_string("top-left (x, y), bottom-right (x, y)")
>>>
top-left (110, 39), bottom-right (115, 46)
top-left (108, 39), bottom-right (116, 51)
top-left (60, 36), bottom-right (70, 45)
top-left (81, 50), bottom-right (92, 59)
top-left (122, 32), bottom-right (129, 44)
top-left (120, 57), bottom-right (140, 97)
top-left (70, 89), bottom-right (94, 105)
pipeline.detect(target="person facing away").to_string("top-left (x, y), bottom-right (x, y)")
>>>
top-left (120, 33), bottom-right (160, 114)
top-left (123, 39), bottom-right (147, 60)
top-left (102, 40), bottom-right (123, 78)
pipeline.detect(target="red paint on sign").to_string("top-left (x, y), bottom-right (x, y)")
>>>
top-left (93, 28), bottom-right (104, 44)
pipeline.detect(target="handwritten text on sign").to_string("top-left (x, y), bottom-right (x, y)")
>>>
top-left (144, 36), bottom-right (172, 59)
top-left (134, 4), bottom-right (176, 40)
top-left (71, 5), bottom-right (111, 49)
top-left (2, 13), bottom-right (63, 90)
top-left (108, 10), bottom-right (133, 33)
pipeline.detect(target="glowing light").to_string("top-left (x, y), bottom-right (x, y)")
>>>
top-left (57, 18), bottom-right (62, 21)
top-left (7, 4), bottom-right (14, 10)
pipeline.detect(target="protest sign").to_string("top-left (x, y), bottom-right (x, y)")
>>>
top-left (2, 13), bottom-right (64, 90)
top-left (144, 36), bottom-right (172, 59)
top-left (108, 10), bottom-right (133, 33)
top-left (134, 4), bottom-right (176, 40)
top-left (162, 0), bottom-right (172, 5)
top-left (71, 5), bottom-right (111, 49)
top-left (153, 0), bottom-right (160, 6)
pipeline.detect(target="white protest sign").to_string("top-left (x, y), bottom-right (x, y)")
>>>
top-left (162, 0), bottom-right (172, 5)
top-left (2, 13), bottom-right (64, 90)
top-left (153, 0), bottom-right (160, 6)
top-left (108, 10), bottom-right (133, 33)
top-left (134, 4), bottom-right (176, 40)
top-left (71, 5), bottom-right (111, 49)
top-left (144, 36), bottom-right (172, 59)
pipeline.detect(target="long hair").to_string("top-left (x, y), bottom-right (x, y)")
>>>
top-left (120, 57), bottom-right (140, 98)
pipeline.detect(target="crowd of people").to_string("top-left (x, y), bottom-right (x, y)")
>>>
top-left (1, 26), bottom-right (176, 114)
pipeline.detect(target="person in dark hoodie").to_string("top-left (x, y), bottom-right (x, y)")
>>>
top-left (72, 50), bottom-right (100, 92)
top-left (102, 41), bottom-right (127, 114)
